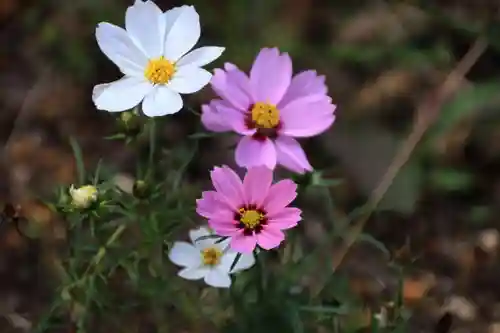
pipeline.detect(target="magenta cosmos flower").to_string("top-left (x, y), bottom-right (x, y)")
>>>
top-left (201, 48), bottom-right (336, 174)
top-left (196, 165), bottom-right (301, 253)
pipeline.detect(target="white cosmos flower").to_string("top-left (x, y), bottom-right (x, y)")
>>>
top-left (168, 226), bottom-right (255, 288)
top-left (93, 0), bottom-right (224, 117)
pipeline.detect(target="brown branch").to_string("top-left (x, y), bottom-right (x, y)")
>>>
top-left (312, 37), bottom-right (488, 297)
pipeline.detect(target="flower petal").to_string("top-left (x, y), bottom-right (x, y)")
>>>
top-left (263, 178), bottom-right (298, 215)
top-left (178, 267), bottom-right (208, 280)
top-left (278, 70), bottom-right (328, 108)
top-left (208, 219), bottom-right (240, 237)
top-left (201, 100), bottom-right (233, 132)
top-left (268, 207), bottom-right (301, 229)
top-left (231, 253), bottom-right (256, 273)
top-left (213, 104), bottom-right (254, 135)
top-left (176, 46), bottom-right (225, 67)
top-left (250, 48), bottom-right (292, 104)
top-left (275, 136), bottom-right (313, 174)
top-left (168, 242), bottom-right (201, 268)
top-left (189, 226), bottom-right (216, 249)
top-left (95, 22), bottom-right (148, 76)
top-left (243, 166), bottom-right (273, 206)
top-left (168, 66), bottom-right (211, 94)
top-left (211, 67), bottom-right (252, 110)
top-left (196, 191), bottom-right (234, 219)
top-left (209, 165), bottom-right (244, 209)
top-left (163, 5), bottom-right (200, 62)
top-left (230, 232), bottom-right (257, 253)
top-left (125, 0), bottom-right (165, 58)
top-left (256, 227), bottom-right (285, 250)
top-left (235, 136), bottom-right (277, 170)
top-left (219, 251), bottom-right (255, 273)
top-left (279, 98), bottom-right (336, 137)
top-left (204, 269), bottom-right (231, 288)
top-left (93, 77), bottom-right (152, 112)
top-left (142, 86), bottom-right (183, 117)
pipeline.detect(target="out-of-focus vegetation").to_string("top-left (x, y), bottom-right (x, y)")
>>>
top-left (0, 0), bottom-right (500, 332)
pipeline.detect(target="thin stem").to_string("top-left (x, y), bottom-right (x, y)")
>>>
top-left (311, 37), bottom-right (487, 297)
top-left (79, 223), bottom-right (127, 282)
top-left (148, 118), bottom-right (156, 177)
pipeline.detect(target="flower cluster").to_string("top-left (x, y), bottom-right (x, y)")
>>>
top-left (93, 0), bottom-right (337, 288)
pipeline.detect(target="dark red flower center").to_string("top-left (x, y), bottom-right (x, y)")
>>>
top-left (234, 204), bottom-right (268, 235)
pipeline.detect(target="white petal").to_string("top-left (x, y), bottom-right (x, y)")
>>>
top-left (219, 251), bottom-right (256, 273)
top-left (92, 76), bottom-right (152, 112)
top-left (95, 22), bottom-right (148, 76)
top-left (142, 86), bottom-right (183, 117)
top-left (125, 0), bottom-right (165, 58)
top-left (178, 267), bottom-right (209, 280)
top-left (189, 226), bottom-right (217, 249)
top-left (176, 47), bottom-right (225, 68)
top-left (231, 253), bottom-right (256, 273)
top-left (168, 242), bottom-right (201, 268)
top-left (163, 6), bottom-right (200, 62)
top-left (168, 66), bottom-right (211, 94)
top-left (204, 269), bottom-right (231, 288)
top-left (164, 5), bottom-right (190, 33)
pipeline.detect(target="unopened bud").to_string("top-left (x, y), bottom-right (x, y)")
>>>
top-left (69, 185), bottom-right (98, 209)
top-left (132, 180), bottom-right (150, 199)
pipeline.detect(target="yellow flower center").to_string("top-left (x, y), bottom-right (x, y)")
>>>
top-left (251, 102), bottom-right (280, 128)
top-left (239, 208), bottom-right (264, 229)
top-left (201, 247), bottom-right (222, 266)
top-left (144, 56), bottom-right (175, 84)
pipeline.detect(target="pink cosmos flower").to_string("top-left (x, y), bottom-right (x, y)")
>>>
top-left (196, 165), bottom-right (301, 253)
top-left (201, 48), bottom-right (336, 174)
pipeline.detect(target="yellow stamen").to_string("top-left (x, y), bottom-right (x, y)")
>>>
top-left (201, 247), bottom-right (222, 266)
top-left (144, 56), bottom-right (175, 84)
top-left (251, 102), bottom-right (280, 128)
top-left (239, 208), bottom-right (263, 229)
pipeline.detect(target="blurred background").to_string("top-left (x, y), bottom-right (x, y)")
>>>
top-left (1, 0), bottom-right (500, 332)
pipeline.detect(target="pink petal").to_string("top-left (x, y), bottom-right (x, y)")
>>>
top-left (211, 66), bottom-right (252, 110)
top-left (215, 104), bottom-right (255, 136)
top-left (209, 219), bottom-right (240, 237)
top-left (268, 207), bottom-right (301, 230)
top-left (230, 232), bottom-right (258, 253)
top-left (275, 136), bottom-right (313, 174)
top-left (201, 100), bottom-right (232, 132)
top-left (243, 166), bottom-right (273, 206)
top-left (250, 48), bottom-right (292, 104)
top-left (262, 179), bottom-right (298, 214)
top-left (235, 136), bottom-right (277, 170)
top-left (224, 62), bottom-right (237, 71)
top-left (278, 70), bottom-right (328, 108)
top-left (210, 166), bottom-right (245, 210)
top-left (196, 191), bottom-right (234, 219)
top-left (279, 97), bottom-right (336, 137)
top-left (256, 227), bottom-right (285, 250)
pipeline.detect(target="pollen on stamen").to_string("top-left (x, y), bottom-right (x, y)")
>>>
top-left (201, 247), bottom-right (222, 266)
top-left (251, 102), bottom-right (280, 129)
top-left (144, 56), bottom-right (175, 84)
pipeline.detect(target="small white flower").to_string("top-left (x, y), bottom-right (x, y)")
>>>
top-left (168, 226), bottom-right (255, 288)
top-left (93, 0), bottom-right (225, 117)
top-left (69, 185), bottom-right (98, 209)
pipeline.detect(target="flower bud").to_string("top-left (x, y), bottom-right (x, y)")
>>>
top-left (69, 185), bottom-right (98, 209)
top-left (132, 180), bottom-right (150, 199)
top-left (118, 109), bottom-right (143, 137)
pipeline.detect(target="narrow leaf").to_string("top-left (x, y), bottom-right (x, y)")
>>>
top-left (69, 137), bottom-right (85, 185)
top-left (230, 252), bottom-right (242, 272)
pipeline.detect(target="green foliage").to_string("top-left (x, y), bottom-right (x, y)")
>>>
top-left (35, 108), bottom-right (411, 333)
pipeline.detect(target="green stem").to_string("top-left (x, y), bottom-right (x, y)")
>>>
top-left (147, 118), bottom-right (156, 177)
top-left (82, 224), bottom-right (127, 279)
